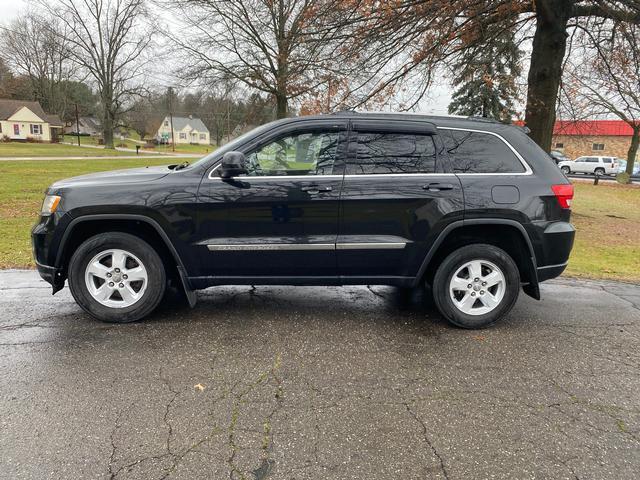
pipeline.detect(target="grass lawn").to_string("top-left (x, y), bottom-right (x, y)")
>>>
top-left (0, 158), bottom-right (170, 268)
top-left (151, 143), bottom-right (216, 155)
top-left (61, 135), bottom-right (215, 155)
top-left (0, 141), bottom-right (139, 158)
top-left (0, 163), bottom-right (638, 283)
top-left (565, 181), bottom-right (640, 282)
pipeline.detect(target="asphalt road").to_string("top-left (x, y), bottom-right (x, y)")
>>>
top-left (1, 271), bottom-right (639, 480)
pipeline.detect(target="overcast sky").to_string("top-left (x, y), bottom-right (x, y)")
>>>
top-left (0, 0), bottom-right (454, 114)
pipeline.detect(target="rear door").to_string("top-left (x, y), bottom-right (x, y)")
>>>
top-left (337, 120), bottom-right (464, 279)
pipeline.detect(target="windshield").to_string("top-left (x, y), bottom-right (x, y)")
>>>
top-left (185, 120), bottom-right (281, 169)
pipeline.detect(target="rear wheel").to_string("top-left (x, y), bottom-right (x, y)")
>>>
top-left (68, 233), bottom-right (166, 323)
top-left (560, 166), bottom-right (570, 175)
top-left (432, 244), bottom-right (520, 329)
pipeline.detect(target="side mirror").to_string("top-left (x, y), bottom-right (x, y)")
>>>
top-left (219, 151), bottom-right (248, 178)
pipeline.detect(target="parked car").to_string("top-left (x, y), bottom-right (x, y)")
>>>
top-left (617, 159), bottom-right (640, 176)
top-left (32, 113), bottom-right (575, 329)
top-left (550, 150), bottom-right (570, 164)
top-left (558, 156), bottom-right (618, 176)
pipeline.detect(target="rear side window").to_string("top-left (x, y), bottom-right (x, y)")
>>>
top-left (443, 130), bottom-right (525, 173)
top-left (347, 132), bottom-right (436, 175)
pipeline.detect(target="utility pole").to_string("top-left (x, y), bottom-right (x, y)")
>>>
top-left (168, 87), bottom-right (175, 152)
top-left (75, 103), bottom-right (80, 146)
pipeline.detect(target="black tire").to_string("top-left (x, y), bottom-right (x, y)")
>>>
top-left (68, 233), bottom-right (166, 323)
top-left (560, 166), bottom-right (570, 175)
top-left (432, 244), bottom-right (520, 329)
top-left (594, 167), bottom-right (605, 176)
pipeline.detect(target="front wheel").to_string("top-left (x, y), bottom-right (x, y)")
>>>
top-left (68, 233), bottom-right (166, 323)
top-left (594, 167), bottom-right (605, 176)
top-left (432, 244), bottom-right (520, 329)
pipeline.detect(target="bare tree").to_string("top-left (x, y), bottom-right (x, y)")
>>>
top-left (1, 13), bottom-right (74, 117)
top-left (340, 1), bottom-right (640, 151)
top-left (564, 23), bottom-right (640, 181)
top-left (37, 0), bottom-right (154, 148)
top-left (165, 0), bottom-right (363, 119)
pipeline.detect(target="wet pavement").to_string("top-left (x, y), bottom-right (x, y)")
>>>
top-left (1, 270), bottom-right (639, 479)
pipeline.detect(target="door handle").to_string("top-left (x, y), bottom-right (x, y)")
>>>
top-left (301, 185), bottom-right (333, 193)
top-left (423, 182), bottom-right (455, 192)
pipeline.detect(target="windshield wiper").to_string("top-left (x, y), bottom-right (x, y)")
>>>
top-left (173, 161), bottom-right (190, 171)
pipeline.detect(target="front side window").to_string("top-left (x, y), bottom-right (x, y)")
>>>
top-left (245, 131), bottom-right (339, 176)
top-left (443, 130), bottom-right (525, 173)
top-left (347, 132), bottom-right (436, 175)
top-left (593, 143), bottom-right (605, 151)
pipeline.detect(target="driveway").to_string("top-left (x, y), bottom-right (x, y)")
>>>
top-left (1, 271), bottom-right (639, 479)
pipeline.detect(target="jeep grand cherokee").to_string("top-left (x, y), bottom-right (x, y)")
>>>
top-left (32, 113), bottom-right (575, 328)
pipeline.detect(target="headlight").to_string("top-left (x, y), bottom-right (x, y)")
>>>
top-left (41, 195), bottom-right (61, 215)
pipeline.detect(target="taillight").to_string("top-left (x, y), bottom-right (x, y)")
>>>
top-left (551, 184), bottom-right (574, 209)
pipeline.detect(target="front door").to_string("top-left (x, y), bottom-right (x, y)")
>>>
top-left (197, 124), bottom-right (347, 279)
top-left (337, 121), bottom-right (464, 279)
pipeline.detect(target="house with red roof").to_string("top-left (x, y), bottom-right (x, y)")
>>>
top-left (550, 120), bottom-right (637, 160)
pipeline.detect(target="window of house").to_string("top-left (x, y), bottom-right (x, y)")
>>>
top-left (199, 133), bottom-right (206, 140)
top-left (179, 132), bottom-right (187, 139)
top-left (555, 142), bottom-right (564, 149)
top-left (592, 143), bottom-right (605, 151)
top-left (30, 124), bottom-right (42, 135)
top-left (443, 130), bottom-right (525, 173)
top-left (347, 132), bottom-right (436, 175)
top-left (245, 131), bottom-right (339, 176)
top-left (164, 120), bottom-right (169, 127)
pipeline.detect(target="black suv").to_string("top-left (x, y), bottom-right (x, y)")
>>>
top-left (32, 113), bottom-right (575, 328)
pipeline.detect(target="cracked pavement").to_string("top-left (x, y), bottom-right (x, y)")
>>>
top-left (1, 270), bottom-right (639, 479)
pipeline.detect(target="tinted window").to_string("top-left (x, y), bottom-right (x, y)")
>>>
top-left (586, 158), bottom-right (599, 162)
top-left (245, 131), bottom-right (339, 176)
top-left (348, 133), bottom-right (436, 175)
top-left (443, 130), bottom-right (525, 173)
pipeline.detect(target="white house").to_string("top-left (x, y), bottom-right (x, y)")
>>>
top-left (0, 99), bottom-right (63, 142)
top-left (155, 115), bottom-right (210, 145)
top-left (64, 116), bottom-right (101, 136)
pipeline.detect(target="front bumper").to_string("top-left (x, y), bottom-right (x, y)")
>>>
top-left (35, 260), bottom-right (65, 294)
top-left (32, 211), bottom-right (69, 293)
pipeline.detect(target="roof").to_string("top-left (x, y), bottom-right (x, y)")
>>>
top-left (0, 99), bottom-right (50, 122)
top-left (45, 114), bottom-right (63, 127)
top-left (167, 116), bottom-right (209, 133)
top-left (80, 117), bottom-right (101, 129)
top-left (270, 111), bottom-right (520, 134)
top-left (552, 120), bottom-right (636, 136)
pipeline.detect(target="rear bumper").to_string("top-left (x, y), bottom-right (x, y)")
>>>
top-left (536, 222), bottom-right (576, 282)
top-left (537, 261), bottom-right (569, 282)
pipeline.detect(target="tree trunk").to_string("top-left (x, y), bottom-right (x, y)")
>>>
top-left (275, 93), bottom-right (287, 119)
top-left (626, 127), bottom-right (639, 177)
top-left (524, 1), bottom-right (571, 152)
top-left (103, 108), bottom-right (115, 149)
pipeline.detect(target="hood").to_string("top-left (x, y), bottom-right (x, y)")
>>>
top-left (50, 166), bottom-right (172, 189)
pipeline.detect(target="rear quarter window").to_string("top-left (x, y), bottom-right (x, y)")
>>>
top-left (442, 129), bottom-right (525, 173)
